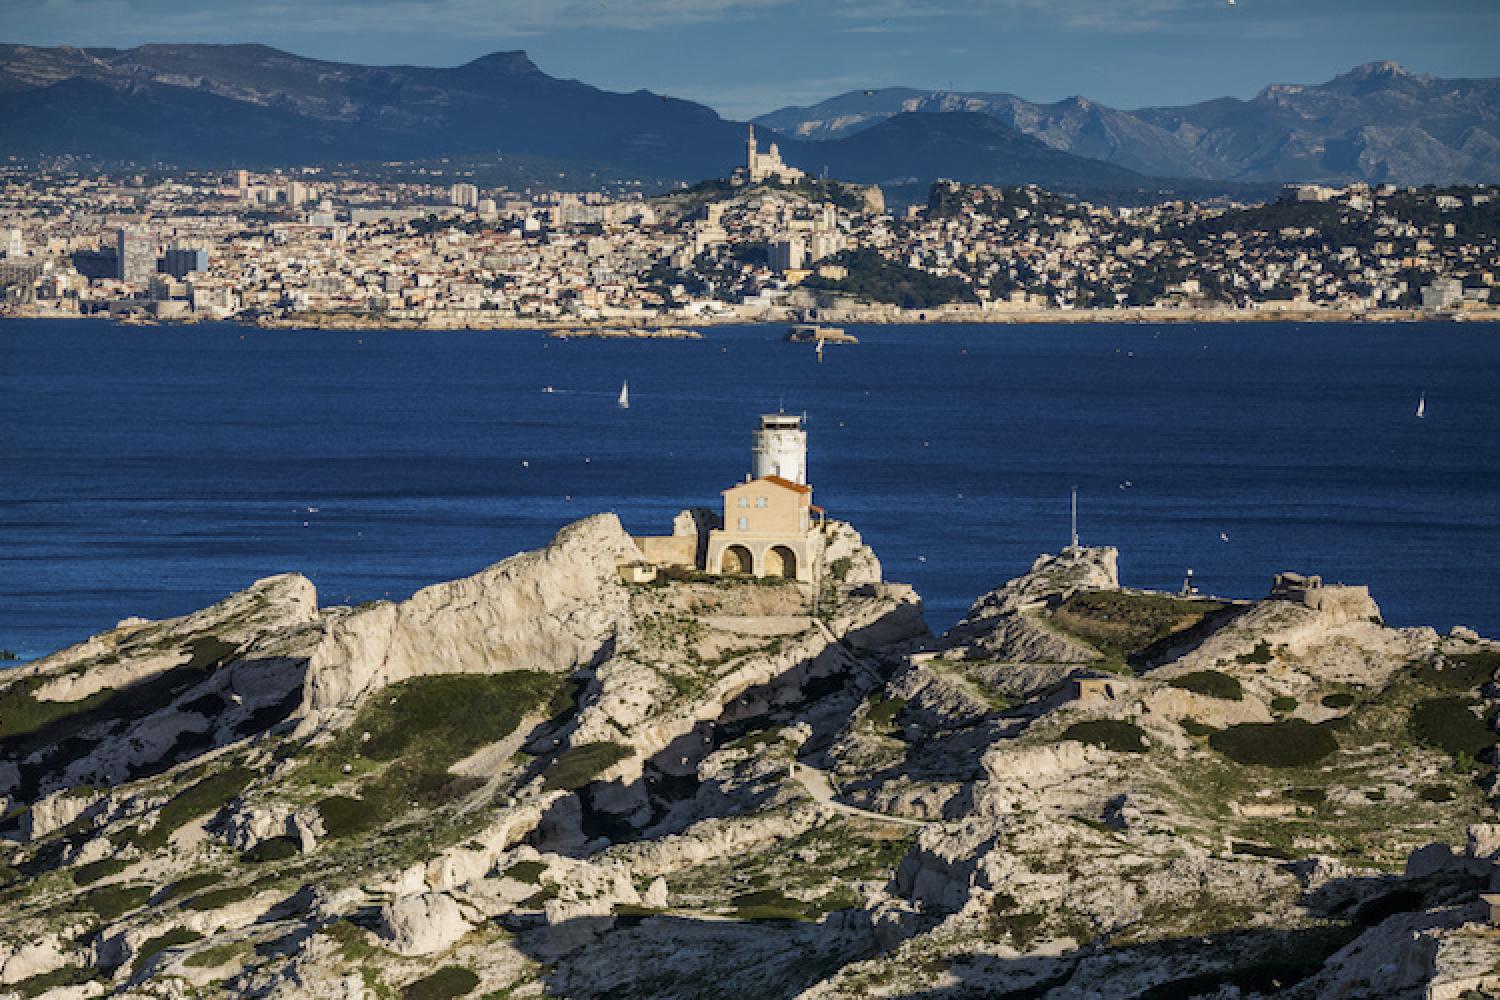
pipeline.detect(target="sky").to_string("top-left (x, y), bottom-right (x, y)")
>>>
top-left (4, 0), bottom-right (1499, 119)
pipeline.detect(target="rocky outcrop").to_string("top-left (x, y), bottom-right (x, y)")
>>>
top-left (296, 514), bottom-right (641, 734)
top-left (377, 892), bottom-right (478, 956)
top-left (941, 547), bottom-right (1118, 662)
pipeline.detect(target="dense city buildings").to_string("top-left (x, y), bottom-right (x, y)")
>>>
top-left (1, 143), bottom-right (1497, 327)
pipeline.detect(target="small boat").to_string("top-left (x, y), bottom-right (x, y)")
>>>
top-left (542, 386), bottom-right (555, 394)
top-left (618, 381), bottom-right (630, 409)
top-left (815, 338), bottom-right (825, 362)
top-left (1416, 394), bottom-right (1426, 419)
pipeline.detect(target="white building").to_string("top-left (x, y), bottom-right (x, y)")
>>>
top-left (735, 127), bottom-right (805, 186)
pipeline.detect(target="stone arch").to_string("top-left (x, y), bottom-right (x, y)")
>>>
top-left (721, 544), bottom-right (754, 576)
top-left (766, 545), bottom-right (797, 580)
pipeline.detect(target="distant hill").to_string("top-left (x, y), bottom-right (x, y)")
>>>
top-left (801, 112), bottom-right (1153, 191)
top-left (0, 43), bottom-right (1189, 196)
top-left (0, 44), bottom-right (748, 179)
top-left (755, 62), bottom-right (1500, 186)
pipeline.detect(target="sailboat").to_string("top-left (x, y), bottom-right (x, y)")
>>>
top-left (815, 338), bottom-right (825, 362)
top-left (1416, 393), bottom-right (1426, 419)
top-left (618, 381), bottom-right (630, 409)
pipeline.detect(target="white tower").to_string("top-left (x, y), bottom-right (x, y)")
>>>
top-left (753, 413), bottom-right (808, 484)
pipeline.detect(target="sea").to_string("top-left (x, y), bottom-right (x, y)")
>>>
top-left (3, 318), bottom-right (1498, 662)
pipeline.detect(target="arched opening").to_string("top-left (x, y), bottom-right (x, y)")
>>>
top-left (766, 545), bottom-right (797, 580)
top-left (721, 545), bottom-right (754, 576)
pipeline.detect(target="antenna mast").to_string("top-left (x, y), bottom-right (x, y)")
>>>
top-left (1070, 486), bottom-right (1079, 551)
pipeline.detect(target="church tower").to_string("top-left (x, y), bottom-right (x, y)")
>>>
top-left (746, 125), bottom-right (760, 181)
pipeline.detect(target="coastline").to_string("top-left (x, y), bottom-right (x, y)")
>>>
top-left (4, 303), bottom-right (1499, 330)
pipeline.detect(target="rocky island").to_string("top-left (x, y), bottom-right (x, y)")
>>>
top-left (1, 515), bottom-right (1497, 999)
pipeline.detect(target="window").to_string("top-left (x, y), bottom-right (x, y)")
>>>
top-left (737, 516), bottom-right (749, 531)
top-left (755, 496), bottom-right (768, 508)
top-left (738, 497), bottom-right (750, 508)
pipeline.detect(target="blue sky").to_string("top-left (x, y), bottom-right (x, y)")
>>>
top-left (5, 0), bottom-right (1499, 118)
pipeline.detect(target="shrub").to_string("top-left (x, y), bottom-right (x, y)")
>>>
top-left (542, 742), bottom-right (632, 791)
top-left (1167, 671), bottom-right (1243, 701)
top-left (79, 883), bottom-right (152, 920)
top-left (131, 927), bottom-right (203, 977)
top-left (241, 837), bottom-right (299, 863)
top-left (402, 966), bottom-right (480, 1000)
top-left (1418, 784), bottom-right (1456, 802)
top-left (503, 861), bottom-right (547, 884)
top-left (72, 858), bottom-right (129, 886)
top-left (1060, 719), bottom-right (1148, 754)
top-left (1051, 591), bottom-right (1229, 665)
top-left (180, 885), bottom-right (256, 911)
top-left (1237, 641), bottom-right (1274, 665)
top-left (1209, 720), bottom-right (1338, 768)
top-left (316, 795), bottom-right (380, 840)
top-left (1321, 692), bottom-right (1356, 709)
top-left (1270, 696), bottom-right (1298, 713)
top-left (865, 696), bottom-right (906, 730)
top-left (7, 966), bottom-right (94, 998)
top-left (1180, 719), bottom-right (1218, 738)
top-left (158, 873), bottom-right (219, 902)
top-left (1410, 697), bottom-right (1494, 760)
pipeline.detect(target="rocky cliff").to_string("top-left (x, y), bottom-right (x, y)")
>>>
top-left (0, 521), bottom-right (1496, 999)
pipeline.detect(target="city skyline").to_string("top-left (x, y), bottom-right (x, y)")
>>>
top-left (4, 0), bottom-right (1499, 118)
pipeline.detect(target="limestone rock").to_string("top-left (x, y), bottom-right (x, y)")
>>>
top-left (377, 892), bottom-right (476, 956)
top-left (296, 513), bottom-right (640, 734)
top-left (641, 876), bottom-right (669, 909)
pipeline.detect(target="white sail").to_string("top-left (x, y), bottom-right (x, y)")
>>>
top-left (618, 381), bottom-right (630, 409)
top-left (1416, 394), bottom-right (1425, 419)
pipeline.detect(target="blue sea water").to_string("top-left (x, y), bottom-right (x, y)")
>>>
top-left (2, 318), bottom-right (1498, 661)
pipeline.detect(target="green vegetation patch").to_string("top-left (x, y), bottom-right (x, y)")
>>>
top-left (1167, 671), bottom-right (1244, 701)
top-left (8, 965), bottom-right (95, 998)
top-left (242, 836), bottom-right (300, 863)
top-left (131, 927), bottom-right (204, 977)
top-left (542, 741), bottom-right (633, 792)
top-left (79, 882), bottom-right (152, 920)
top-left (1236, 641), bottom-right (1274, 665)
top-left (310, 671), bottom-right (566, 815)
top-left (865, 696), bottom-right (907, 731)
top-left (1418, 784), bottom-right (1456, 803)
top-left (503, 860), bottom-right (548, 884)
top-left (402, 967), bottom-right (480, 1000)
top-left (1270, 696), bottom-right (1298, 713)
top-left (1412, 651), bottom-right (1498, 692)
top-left (72, 858), bottom-right (130, 886)
top-left (1060, 719), bottom-right (1148, 754)
top-left (158, 872), bottom-right (220, 903)
top-left (132, 765), bottom-right (255, 851)
top-left (184, 941), bottom-right (247, 969)
top-left (1209, 720), bottom-right (1338, 768)
top-left (1409, 697), bottom-right (1494, 760)
top-left (0, 678), bottom-right (114, 742)
top-left (1180, 719), bottom-right (1218, 738)
top-left (731, 889), bottom-right (816, 922)
top-left (319, 919), bottom-right (375, 962)
top-left (802, 248), bottom-right (977, 310)
top-left (180, 885), bottom-right (257, 911)
top-left (1321, 692), bottom-right (1356, 709)
top-left (1052, 591), bottom-right (1230, 667)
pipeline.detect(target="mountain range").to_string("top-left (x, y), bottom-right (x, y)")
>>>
top-left (1, 44), bottom-right (1496, 190)
top-left (755, 61), bottom-right (1500, 187)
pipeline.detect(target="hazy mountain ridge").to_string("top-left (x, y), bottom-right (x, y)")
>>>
top-left (0, 43), bottom-right (1362, 194)
top-left (756, 62), bottom-right (1500, 185)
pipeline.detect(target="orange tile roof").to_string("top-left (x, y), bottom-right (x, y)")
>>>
top-left (721, 475), bottom-right (813, 496)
